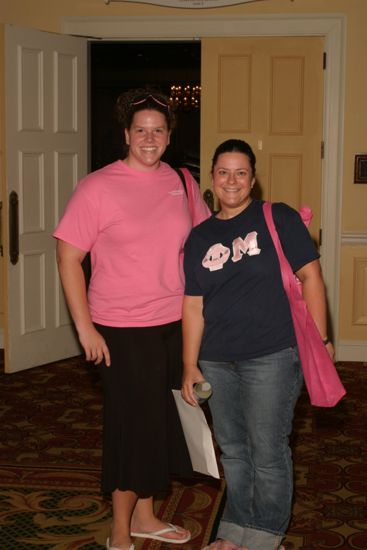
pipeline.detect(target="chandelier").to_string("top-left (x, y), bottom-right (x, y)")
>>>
top-left (169, 84), bottom-right (201, 111)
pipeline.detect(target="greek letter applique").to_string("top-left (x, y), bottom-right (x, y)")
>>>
top-left (232, 232), bottom-right (261, 262)
top-left (202, 232), bottom-right (261, 272)
top-left (202, 243), bottom-right (231, 272)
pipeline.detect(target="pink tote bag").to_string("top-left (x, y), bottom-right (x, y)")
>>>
top-left (263, 202), bottom-right (346, 407)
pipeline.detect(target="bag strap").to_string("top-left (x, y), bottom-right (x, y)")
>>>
top-left (175, 167), bottom-right (195, 221)
top-left (174, 167), bottom-right (188, 197)
top-left (262, 201), bottom-right (296, 296)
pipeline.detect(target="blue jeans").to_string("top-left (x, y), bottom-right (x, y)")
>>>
top-left (200, 347), bottom-right (303, 550)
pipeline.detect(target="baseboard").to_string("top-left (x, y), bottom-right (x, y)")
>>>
top-left (337, 341), bottom-right (367, 362)
top-left (0, 329), bottom-right (3, 349)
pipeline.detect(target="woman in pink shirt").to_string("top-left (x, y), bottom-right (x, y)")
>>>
top-left (54, 88), bottom-right (210, 550)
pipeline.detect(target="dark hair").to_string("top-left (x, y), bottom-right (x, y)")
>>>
top-left (211, 139), bottom-right (256, 175)
top-left (116, 87), bottom-right (176, 132)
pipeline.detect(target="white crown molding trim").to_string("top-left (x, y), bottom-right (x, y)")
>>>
top-left (62, 12), bottom-right (346, 344)
top-left (337, 341), bottom-right (367, 363)
top-left (341, 232), bottom-right (367, 246)
top-left (62, 13), bottom-right (345, 40)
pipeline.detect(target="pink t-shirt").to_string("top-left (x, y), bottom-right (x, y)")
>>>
top-left (54, 160), bottom-right (210, 327)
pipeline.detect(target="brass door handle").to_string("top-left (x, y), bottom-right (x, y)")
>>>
top-left (9, 191), bottom-right (19, 265)
top-left (203, 189), bottom-right (214, 212)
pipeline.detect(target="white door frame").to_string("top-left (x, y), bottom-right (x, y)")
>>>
top-left (62, 13), bottom-right (346, 347)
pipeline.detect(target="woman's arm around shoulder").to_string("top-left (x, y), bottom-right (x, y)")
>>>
top-left (181, 295), bottom-right (206, 406)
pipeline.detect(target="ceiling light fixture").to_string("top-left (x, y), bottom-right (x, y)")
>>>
top-left (169, 84), bottom-right (201, 111)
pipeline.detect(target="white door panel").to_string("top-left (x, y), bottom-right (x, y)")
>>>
top-left (5, 25), bottom-right (87, 372)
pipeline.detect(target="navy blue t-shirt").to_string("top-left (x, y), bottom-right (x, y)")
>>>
top-left (184, 200), bottom-right (320, 361)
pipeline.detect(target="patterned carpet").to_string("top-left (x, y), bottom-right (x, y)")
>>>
top-left (0, 357), bottom-right (223, 549)
top-left (0, 357), bottom-right (366, 549)
top-left (285, 361), bottom-right (367, 549)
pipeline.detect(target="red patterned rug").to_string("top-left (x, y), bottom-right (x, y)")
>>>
top-left (285, 361), bottom-right (367, 549)
top-left (0, 357), bottom-right (223, 549)
top-left (0, 358), bottom-right (366, 549)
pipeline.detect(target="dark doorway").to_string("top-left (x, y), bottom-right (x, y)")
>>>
top-left (90, 41), bottom-right (201, 179)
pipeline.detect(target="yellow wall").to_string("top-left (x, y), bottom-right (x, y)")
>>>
top-left (341, 3), bottom-right (367, 233)
top-left (0, 0), bottom-right (366, 349)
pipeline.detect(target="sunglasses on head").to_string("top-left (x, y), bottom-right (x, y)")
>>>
top-left (131, 94), bottom-right (169, 109)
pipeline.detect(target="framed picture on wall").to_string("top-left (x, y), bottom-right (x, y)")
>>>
top-left (354, 154), bottom-right (367, 184)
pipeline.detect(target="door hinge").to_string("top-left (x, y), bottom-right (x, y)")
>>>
top-left (323, 52), bottom-right (327, 70)
top-left (321, 141), bottom-right (325, 159)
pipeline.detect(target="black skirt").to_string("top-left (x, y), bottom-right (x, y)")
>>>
top-left (96, 320), bottom-right (193, 496)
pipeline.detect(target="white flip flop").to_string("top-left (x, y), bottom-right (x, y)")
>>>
top-left (106, 539), bottom-right (135, 550)
top-left (131, 522), bottom-right (191, 543)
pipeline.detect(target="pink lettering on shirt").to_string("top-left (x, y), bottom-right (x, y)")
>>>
top-left (202, 243), bottom-right (231, 271)
top-left (202, 232), bottom-right (261, 272)
top-left (232, 232), bottom-right (261, 262)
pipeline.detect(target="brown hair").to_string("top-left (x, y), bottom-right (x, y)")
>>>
top-left (211, 139), bottom-right (256, 176)
top-left (116, 87), bottom-right (176, 132)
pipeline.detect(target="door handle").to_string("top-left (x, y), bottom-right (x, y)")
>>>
top-left (203, 189), bottom-right (214, 212)
top-left (9, 191), bottom-right (19, 265)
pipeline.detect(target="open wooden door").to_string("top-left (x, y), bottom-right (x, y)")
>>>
top-left (5, 25), bottom-right (87, 372)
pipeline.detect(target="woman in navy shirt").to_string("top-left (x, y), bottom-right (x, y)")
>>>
top-left (181, 139), bottom-right (334, 550)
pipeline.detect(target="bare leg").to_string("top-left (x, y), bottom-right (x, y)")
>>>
top-left (131, 496), bottom-right (190, 542)
top-left (109, 489), bottom-right (137, 549)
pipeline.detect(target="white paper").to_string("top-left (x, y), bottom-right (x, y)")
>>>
top-left (172, 389), bottom-right (220, 479)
